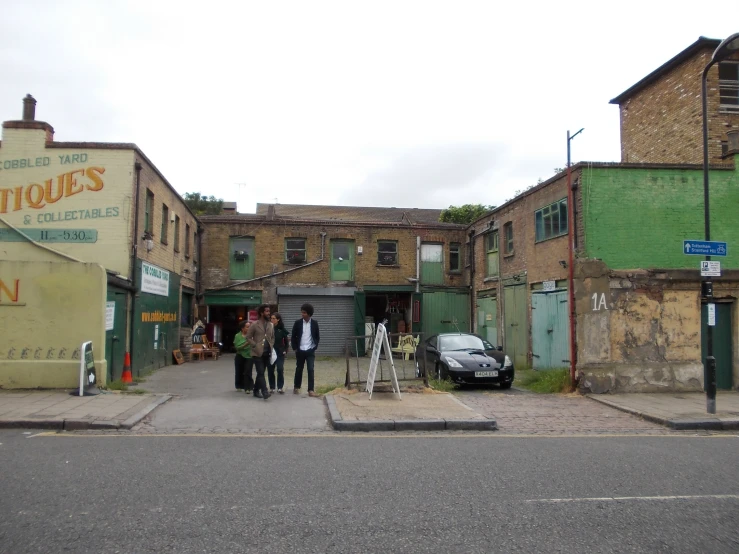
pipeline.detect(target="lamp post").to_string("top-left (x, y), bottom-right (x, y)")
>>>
top-left (567, 128), bottom-right (583, 388)
top-left (700, 32), bottom-right (739, 414)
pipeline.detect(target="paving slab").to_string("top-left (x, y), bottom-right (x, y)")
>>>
top-left (586, 391), bottom-right (739, 430)
top-left (0, 391), bottom-right (171, 430)
top-left (327, 391), bottom-right (496, 431)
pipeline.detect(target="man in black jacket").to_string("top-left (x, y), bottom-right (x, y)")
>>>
top-left (291, 303), bottom-right (320, 396)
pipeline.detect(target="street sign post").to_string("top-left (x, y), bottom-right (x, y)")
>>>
top-left (683, 240), bottom-right (727, 256)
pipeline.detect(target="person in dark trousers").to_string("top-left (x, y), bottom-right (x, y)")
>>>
top-left (268, 312), bottom-right (289, 394)
top-left (291, 303), bottom-right (320, 397)
top-left (232, 321), bottom-right (253, 392)
top-left (246, 305), bottom-right (274, 400)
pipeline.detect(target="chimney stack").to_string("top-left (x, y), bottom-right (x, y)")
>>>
top-left (22, 94), bottom-right (36, 121)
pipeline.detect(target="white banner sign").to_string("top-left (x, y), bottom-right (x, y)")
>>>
top-left (141, 262), bottom-right (170, 296)
top-left (365, 323), bottom-right (401, 400)
top-left (700, 261), bottom-right (721, 277)
top-left (105, 301), bottom-right (115, 331)
top-left (707, 303), bottom-right (716, 327)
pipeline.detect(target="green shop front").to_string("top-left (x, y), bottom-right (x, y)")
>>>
top-left (203, 289), bottom-right (263, 351)
top-left (131, 260), bottom-right (181, 376)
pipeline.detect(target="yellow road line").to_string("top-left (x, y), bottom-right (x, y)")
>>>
top-left (32, 432), bottom-right (739, 439)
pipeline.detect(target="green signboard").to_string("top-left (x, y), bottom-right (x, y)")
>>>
top-left (0, 228), bottom-right (98, 243)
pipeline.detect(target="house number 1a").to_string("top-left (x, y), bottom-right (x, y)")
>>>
top-left (591, 293), bottom-right (608, 311)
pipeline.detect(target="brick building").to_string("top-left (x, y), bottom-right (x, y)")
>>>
top-left (0, 96), bottom-right (198, 388)
top-left (199, 204), bottom-right (468, 355)
top-left (611, 36), bottom-right (739, 164)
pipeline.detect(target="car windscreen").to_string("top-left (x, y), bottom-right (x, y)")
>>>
top-left (439, 335), bottom-right (485, 352)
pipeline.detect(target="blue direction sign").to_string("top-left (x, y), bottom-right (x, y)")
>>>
top-left (683, 240), bottom-right (727, 257)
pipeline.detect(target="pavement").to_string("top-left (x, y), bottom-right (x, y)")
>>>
top-left (0, 390), bottom-right (170, 430)
top-left (326, 389), bottom-right (496, 431)
top-left (587, 391), bottom-right (739, 430)
top-left (1, 353), bottom-right (737, 433)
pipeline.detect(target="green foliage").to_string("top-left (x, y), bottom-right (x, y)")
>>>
top-left (427, 377), bottom-right (458, 392)
top-left (183, 192), bottom-right (224, 215)
top-left (315, 384), bottom-right (341, 395)
top-left (514, 368), bottom-right (573, 394)
top-left (439, 204), bottom-right (494, 225)
top-left (103, 380), bottom-right (128, 391)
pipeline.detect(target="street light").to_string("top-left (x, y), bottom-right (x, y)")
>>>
top-left (567, 128), bottom-right (583, 388)
top-left (700, 32), bottom-right (739, 414)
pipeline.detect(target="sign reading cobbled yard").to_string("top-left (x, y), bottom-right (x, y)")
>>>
top-left (141, 262), bottom-right (169, 296)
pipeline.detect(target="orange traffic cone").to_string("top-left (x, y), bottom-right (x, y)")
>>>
top-left (121, 352), bottom-right (133, 384)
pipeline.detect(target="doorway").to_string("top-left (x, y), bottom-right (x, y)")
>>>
top-left (701, 302), bottom-right (733, 390)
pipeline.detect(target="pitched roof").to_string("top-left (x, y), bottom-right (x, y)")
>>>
top-left (255, 203), bottom-right (445, 224)
top-left (609, 36), bottom-right (720, 105)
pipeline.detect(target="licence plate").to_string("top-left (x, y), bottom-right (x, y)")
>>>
top-left (475, 370), bottom-right (498, 377)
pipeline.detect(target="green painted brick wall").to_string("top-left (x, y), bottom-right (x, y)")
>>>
top-left (582, 163), bottom-right (739, 269)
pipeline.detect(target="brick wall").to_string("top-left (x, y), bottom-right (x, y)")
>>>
top-left (132, 153), bottom-right (198, 291)
top-left (618, 49), bottom-right (739, 164)
top-left (581, 162), bottom-right (739, 269)
top-left (200, 219), bottom-right (468, 302)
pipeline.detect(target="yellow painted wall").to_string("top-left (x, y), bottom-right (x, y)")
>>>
top-left (0, 260), bottom-right (108, 388)
top-left (0, 128), bottom-right (135, 278)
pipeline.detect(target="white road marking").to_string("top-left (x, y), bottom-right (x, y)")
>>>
top-left (527, 494), bottom-right (739, 503)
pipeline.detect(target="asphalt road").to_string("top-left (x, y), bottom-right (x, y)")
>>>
top-left (1, 430), bottom-right (738, 553)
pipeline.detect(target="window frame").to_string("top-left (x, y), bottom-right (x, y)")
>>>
top-left (377, 240), bottom-right (398, 266)
top-left (185, 223), bottom-right (191, 258)
top-left (160, 204), bottom-right (169, 244)
top-left (718, 61), bottom-right (739, 113)
top-left (504, 222), bottom-right (513, 254)
top-left (285, 238), bottom-right (307, 264)
top-left (173, 215), bottom-right (181, 252)
top-left (449, 242), bottom-right (461, 272)
top-left (144, 189), bottom-right (154, 234)
top-left (535, 198), bottom-right (568, 243)
top-left (485, 230), bottom-right (499, 278)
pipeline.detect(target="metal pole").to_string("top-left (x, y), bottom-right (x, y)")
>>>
top-left (701, 63), bottom-right (717, 414)
top-left (566, 129), bottom-right (583, 389)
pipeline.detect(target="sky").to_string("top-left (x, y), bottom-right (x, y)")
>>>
top-left (1, 1), bottom-right (737, 214)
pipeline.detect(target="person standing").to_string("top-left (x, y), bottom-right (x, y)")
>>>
top-left (291, 303), bottom-right (320, 397)
top-left (232, 321), bottom-right (253, 392)
top-left (246, 304), bottom-right (274, 400)
top-left (267, 312), bottom-right (289, 394)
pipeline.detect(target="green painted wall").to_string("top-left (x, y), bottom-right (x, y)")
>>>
top-left (582, 163), bottom-right (739, 269)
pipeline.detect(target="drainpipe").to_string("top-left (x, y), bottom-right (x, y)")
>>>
top-left (415, 236), bottom-right (420, 293)
top-left (468, 229), bottom-right (475, 333)
top-left (566, 129), bottom-right (583, 388)
top-left (129, 161), bottom-right (143, 372)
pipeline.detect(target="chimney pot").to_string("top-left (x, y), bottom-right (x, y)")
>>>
top-left (22, 94), bottom-right (36, 121)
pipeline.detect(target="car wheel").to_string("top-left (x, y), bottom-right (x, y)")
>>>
top-left (500, 381), bottom-right (512, 390)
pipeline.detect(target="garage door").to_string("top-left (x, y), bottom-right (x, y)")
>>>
top-left (277, 295), bottom-right (355, 356)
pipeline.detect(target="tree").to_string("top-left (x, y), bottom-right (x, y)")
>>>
top-left (439, 204), bottom-right (495, 225)
top-left (183, 192), bottom-right (224, 215)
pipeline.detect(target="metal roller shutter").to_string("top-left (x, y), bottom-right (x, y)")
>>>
top-left (278, 295), bottom-right (355, 356)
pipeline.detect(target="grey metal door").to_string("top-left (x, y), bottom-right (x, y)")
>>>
top-left (278, 295), bottom-right (355, 356)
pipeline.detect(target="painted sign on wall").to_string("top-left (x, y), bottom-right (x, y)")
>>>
top-left (141, 262), bottom-right (169, 296)
top-left (0, 278), bottom-right (21, 304)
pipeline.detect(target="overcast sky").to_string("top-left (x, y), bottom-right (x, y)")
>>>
top-left (1, 1), bottom-right (736, 213)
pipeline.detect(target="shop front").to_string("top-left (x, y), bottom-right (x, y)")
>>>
top-left (203, 290), bottom-right (263, 351)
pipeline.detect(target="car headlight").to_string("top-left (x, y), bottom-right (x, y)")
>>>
top-left (504, 355), bottom-right (513, 368)
top-left (444, 356), bottom-right (463, 368)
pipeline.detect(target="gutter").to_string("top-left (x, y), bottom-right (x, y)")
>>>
top-left (129, 162), bottom-right (143, 372)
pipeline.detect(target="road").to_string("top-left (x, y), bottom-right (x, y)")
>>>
top-left (1, 430), bottom-right (738, 553)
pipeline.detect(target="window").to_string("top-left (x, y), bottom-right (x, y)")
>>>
top-left (160, 204), bottom-right (169, 244)
top-left (285, 238), bottom-right (306, 264)
top-left (173, 215), bottom-right (180, 252)
top-left (449, 242), bottom-right (461, 271)
top-left (719, 61), bottom-right (739, 112)
top-left (485, 231), bottom-right (499, 277)
top-left (185, 223), bottom-right (191, 257)
top-left (377, 240), bottom-right (398, 265)
top-left (144, 190), bottom-right (154, 234)
top-left (504, 222), bottom-right (513, 254)
top-left (535, 198), bottom-right (568, 242)
top-left (229, 237), bottom-right (255, 280)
